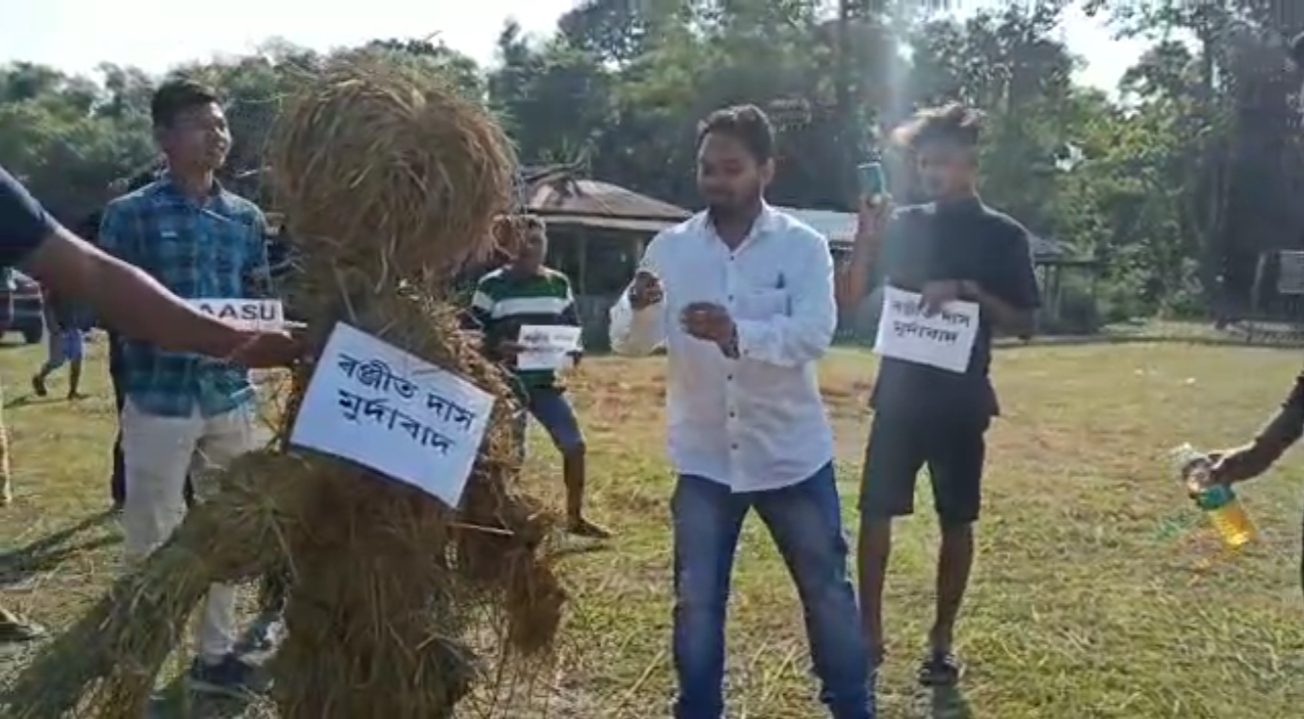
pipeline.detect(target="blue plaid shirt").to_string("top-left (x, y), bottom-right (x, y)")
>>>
top-left (98, 176), bottom-right (272, 418)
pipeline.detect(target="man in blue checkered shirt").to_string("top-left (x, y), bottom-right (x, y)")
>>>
top-left (98, 78), bottom-right (274, 699)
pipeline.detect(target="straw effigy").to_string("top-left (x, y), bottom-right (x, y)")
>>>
top-left (3, 56), bottom-right (565, 719)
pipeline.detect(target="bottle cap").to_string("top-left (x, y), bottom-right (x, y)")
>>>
top-left (1168, 443), bottom-right (1206, 470)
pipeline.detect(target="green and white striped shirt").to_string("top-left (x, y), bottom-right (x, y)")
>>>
top-left (468, 266), bottom-right (581, 389)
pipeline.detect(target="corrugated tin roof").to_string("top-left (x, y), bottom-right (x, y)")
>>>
top-left (539, 214), bottom-right (682, 233)
top-left (776, 207), bottom-right (857, 244)
top-left (776, 206), bottom-right (1072, 260)
top-left (526, 177), bottom-right (690, 221)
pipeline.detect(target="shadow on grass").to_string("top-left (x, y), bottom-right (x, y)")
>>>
top-left (926, 685), bottom-right (973, 719)
top-left (147, 675), bottom-right (259, 719)
top-left (0, 512), bottom-right (119, 589)
top-left (1, 393), bottom-right (76, 410)
top-left (2, 394), bottom-right (33, 410)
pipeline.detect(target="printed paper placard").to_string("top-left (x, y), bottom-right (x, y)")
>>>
top-left (190, 299), bottom-right (285, 330)
top-left (517, 324), bottom-right (583, 371)
top-left (289, 322), bottom-right (495, 507)
top-left (872, 286), bottom-right (979, 374)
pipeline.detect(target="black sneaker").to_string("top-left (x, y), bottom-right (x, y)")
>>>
top-left (187, 654), bottom-right (266, 698)
top-left (918, 650), bottom-right (962, 687)
top-left (30, 375), bottom-right (46, 398)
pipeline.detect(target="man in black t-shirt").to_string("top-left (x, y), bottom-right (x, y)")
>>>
top-left (838, 104), bottom-right (1041, 686)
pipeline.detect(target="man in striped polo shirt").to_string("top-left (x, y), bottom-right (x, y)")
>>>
top-left (469, 214), bottom-right (608, 538)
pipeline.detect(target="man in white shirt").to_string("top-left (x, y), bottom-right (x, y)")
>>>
top-left (609, 105), bottom-right (873, 719)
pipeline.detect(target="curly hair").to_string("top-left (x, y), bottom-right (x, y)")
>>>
top-left (890, 102), bottom-right (984, 151)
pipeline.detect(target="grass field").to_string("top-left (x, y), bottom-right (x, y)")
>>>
top-left (1, 337), bottom-right (1303, 718)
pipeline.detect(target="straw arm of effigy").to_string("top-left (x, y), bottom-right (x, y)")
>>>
top-left (1, 451), bottom-right (296, 719)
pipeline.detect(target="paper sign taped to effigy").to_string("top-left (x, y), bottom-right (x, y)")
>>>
top-left (872, 286), bottom-right (979, 373)
top-left (516, 324), bottom-right (582, 371)
top-left (190, 299), bottom-right (285, 330)
top-left (289, 322), bottom-right (495, 507)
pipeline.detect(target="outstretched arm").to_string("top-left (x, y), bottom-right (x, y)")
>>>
top-left (1214, 371), bottom-right (1304, 483)
top-left (0, 166), bottom-right (298, 367)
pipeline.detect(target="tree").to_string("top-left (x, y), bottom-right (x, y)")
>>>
top-left (1, 0), bottom-right (1297, 321)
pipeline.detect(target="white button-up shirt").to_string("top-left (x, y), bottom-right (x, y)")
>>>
top-left (609, 205), bottom-right (836, 493)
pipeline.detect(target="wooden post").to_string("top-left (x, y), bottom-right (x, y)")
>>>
top-left (577, 230), bottom-right (589, 295)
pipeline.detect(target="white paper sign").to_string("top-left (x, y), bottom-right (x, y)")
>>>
top-left (872, 286), bottom-right (979, 373)
top-left (190, 299), bottom-right (284, 330)
top-left (517, 325), bottom-right (582, 371)
top-left (289, 322), bottom-right (495, 507)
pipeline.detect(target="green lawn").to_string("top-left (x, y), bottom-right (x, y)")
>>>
top-left (1, 339), bottom-right (1303, 718)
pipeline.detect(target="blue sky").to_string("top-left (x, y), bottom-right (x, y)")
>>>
top-left (3, 0), bottom-right (1143, 92)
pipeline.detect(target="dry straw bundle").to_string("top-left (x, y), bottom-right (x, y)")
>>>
top-left (4, 55), bottom-right (565, 719)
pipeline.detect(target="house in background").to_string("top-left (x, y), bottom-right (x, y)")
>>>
top-left (778, 206), bottom-right (1103, 335)
top-left (519, 165), bottom-right (690, 347)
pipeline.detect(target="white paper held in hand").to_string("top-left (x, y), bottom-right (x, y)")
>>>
top-left (872, 285), bottom-right (979, 373)
top-left (517, 325), bottom-right (583, 371)
top-left (189, 299), bottom-right (286, 331)
top-left (288, 322), bottom-right (495, 507)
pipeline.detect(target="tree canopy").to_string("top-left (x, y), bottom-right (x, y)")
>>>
top-left (2, 0), bottom-right (1302, 322)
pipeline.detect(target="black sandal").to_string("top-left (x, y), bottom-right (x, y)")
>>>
top-left (917, 650), bottom-right (962, 687)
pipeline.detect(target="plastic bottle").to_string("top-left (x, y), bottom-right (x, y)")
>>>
top-left (1170, 443), bottom-right (1255, 549)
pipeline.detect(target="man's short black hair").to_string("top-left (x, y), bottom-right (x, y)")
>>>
top-left (891, 102), bottom-right (984, 152)
top-left (150, 78), bottom-right (220, 129)
top-left (1291, 31), bottom-right (1304, 69)
top-left (697, 104), bottom-right (776, 163)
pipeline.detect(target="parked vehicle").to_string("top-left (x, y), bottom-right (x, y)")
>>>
top-left (0, 271), bottom-right (45, 344)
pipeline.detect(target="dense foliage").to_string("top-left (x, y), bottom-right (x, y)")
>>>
top-left (2, 0), bottom-right (1302, 321)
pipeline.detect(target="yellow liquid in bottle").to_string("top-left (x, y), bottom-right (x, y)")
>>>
top-left (1207, 498), bottom-right (1255, 549)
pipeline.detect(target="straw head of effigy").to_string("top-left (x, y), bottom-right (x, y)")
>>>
top-left (266, 55), bottom-right (516, 297)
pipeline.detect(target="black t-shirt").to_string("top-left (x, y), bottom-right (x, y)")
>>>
top-left (0, 165), bottom-right (53, 268)
top-left (870, 198), bottom-right (1041, 421)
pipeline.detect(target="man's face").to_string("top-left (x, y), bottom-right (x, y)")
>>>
top-left (915, 140), bottom-right (976, 200)
top-left (158, 102), bottom-right (231, 173)
top-left (515, 228), bottom-right (547, 272)
top-left (696, 132), bottom-right (771, 213)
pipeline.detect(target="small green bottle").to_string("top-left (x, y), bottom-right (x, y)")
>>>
top-left (1171, 443), bottom-right (1255, 549)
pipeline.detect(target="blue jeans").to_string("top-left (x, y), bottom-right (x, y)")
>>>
top-left (672, 462), bottom-right (874, 719)
top-left (511, 386), bottom-right (585, 457)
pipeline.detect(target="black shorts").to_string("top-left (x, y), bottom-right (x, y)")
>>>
top-left (859, 411), bottom-right (990, 526)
